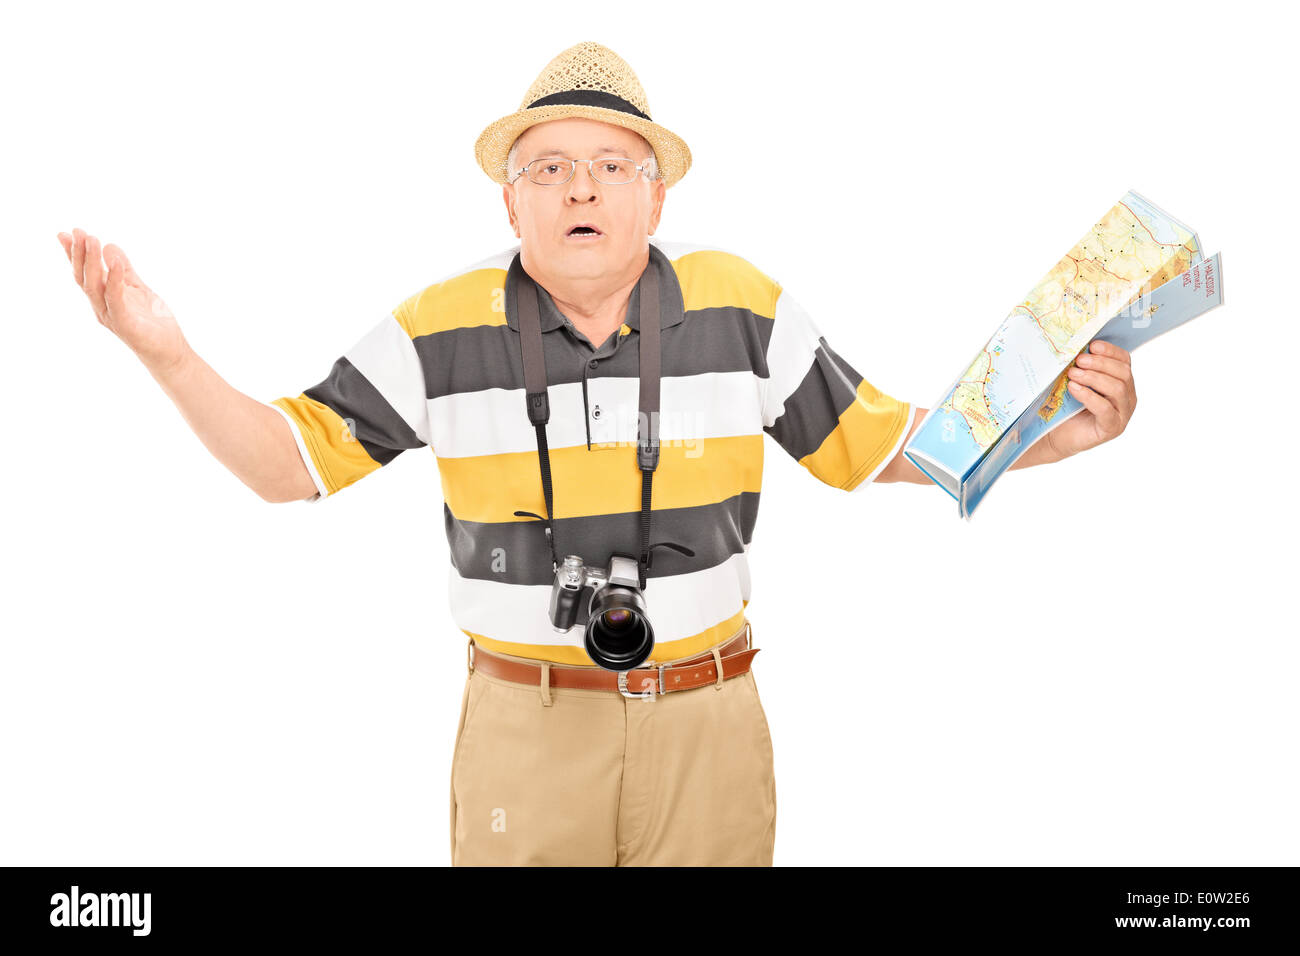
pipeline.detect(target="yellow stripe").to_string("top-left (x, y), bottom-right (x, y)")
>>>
top-left (438, 434), bottom-right (764, 523)
top-left (464, 605), bottom-right (749, 667)
top-left (392, 249), bottom-right (779, 343)
top-left (800, 380), bottom-right (911, 490)
top-left (400, 267), bottom-right (508, 339)
top-left (271, 395), bottom-right (384, 496)
top-left (671, 250), bottom-right (781, 318)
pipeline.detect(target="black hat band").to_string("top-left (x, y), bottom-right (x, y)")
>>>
top-left (524, 88), bottom-right (652, 122)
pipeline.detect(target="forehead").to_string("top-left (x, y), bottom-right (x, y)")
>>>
top-left (515, 117), bottom-right (648, 157)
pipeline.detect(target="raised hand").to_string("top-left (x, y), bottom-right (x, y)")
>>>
top-left (57, 228), bottom-right (189, 374)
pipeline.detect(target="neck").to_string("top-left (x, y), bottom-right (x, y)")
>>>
top-left (525, 247), bottom-right (650, 344)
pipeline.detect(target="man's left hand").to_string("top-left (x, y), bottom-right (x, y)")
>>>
top-left (1047, 340), bottom-right (1138, 461)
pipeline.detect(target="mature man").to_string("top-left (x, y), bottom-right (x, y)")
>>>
top-left (57, 42), bottom-right (1137, 866)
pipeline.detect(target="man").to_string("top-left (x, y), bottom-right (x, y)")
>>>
top-left (57, 41), bottom-right (1137, 866)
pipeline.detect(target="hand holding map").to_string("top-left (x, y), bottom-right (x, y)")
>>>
top-left (1050, 337), bottom-right (1138, 460)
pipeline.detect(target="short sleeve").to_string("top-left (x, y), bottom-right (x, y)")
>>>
top-left (268, 301), bottom-right (431, 501)
top-left (760, 283), bottom-right (915, 491)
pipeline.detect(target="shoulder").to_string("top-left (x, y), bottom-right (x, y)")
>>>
top-left (652, 237), bottom-right (782, 318)
top-left (390, 243), bottom-right (519, 340)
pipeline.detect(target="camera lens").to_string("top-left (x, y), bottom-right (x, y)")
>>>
top-left (585, 586), bottom-right (653, 670)
top-left (601, 608), bottom-right (633, 629)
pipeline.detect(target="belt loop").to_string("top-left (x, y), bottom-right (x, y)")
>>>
top-left (467, 637), bottom-right (476, 675)
top-left (711, 646), bottom-right (724, 690)
top-left (540, 661), bottom-right (553, 707)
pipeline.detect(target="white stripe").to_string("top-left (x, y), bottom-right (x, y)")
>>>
top-left (344, 312), bottom-right (432, 446)
top-left (428, 245), bottom-right (518, 285)
top-left (650, 237), bottom-right (782, 284)
top-left (762, 287), bottom-right (836, 427)
top-left (851, 401), bottom-right (917, 492)
top-left (428, 370), bottom-right (764, 459)
top-left (449, 550), bottom-right (753, 651)
top-left (267, 402), bottom-right (327, 502)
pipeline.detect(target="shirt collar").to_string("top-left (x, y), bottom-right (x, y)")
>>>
top-left (505, 241), bottom-right (685, 335)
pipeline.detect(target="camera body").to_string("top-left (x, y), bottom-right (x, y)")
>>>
top-left (549, 553), bottom-right (655, 671)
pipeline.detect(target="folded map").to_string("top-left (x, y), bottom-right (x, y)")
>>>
top-left (903, 189), bottom-right (1224, 519)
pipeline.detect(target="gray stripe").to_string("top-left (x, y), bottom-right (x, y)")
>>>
top-left (415, 305), bottom-right (777, 400)
top-left (765, 338), bottom-right (863, 461)
top-left (303, 356), bottom-right (425, 466)
top-left (444, 491), bottom-right (761, 586)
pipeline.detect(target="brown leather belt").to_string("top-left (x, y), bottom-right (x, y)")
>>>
top-left (468, 621), bottom-right (758, 698)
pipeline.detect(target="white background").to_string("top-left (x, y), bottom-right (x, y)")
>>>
top-left (4, 0), bottom-right (1295, 866)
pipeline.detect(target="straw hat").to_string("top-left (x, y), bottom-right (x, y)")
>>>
top-left (474, 41), bottom-right (692, 189)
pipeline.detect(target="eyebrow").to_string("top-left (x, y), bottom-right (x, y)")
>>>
top-left (531, 145), bottom-right (634, 159)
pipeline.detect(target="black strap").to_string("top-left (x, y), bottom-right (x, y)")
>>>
top-left (636, 261), bottom-right (660, 588)
top-left (513, 252), bottom-right (661, 589)
top-left (516, 269), bottom-right (559, 569)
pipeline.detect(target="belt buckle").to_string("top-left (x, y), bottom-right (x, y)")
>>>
top-left (618, 668), bottom-right (662, 699)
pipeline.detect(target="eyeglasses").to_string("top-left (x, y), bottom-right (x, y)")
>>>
top-left (511, 156), bottom-right (653, 186)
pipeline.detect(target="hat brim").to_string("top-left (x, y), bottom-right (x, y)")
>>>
top-left (474, 104), bottom-right (692, 189)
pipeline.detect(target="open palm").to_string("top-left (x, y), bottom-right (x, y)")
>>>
top-left (58, 228), bottom-right (187, 372)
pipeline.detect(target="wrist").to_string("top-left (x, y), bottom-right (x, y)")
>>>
top-left (142, 341), bottom-right (196, 387)
top-left (1042, 427), bottom-right (1070, 464)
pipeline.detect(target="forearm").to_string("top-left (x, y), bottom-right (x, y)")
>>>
top-left (146, 346), bottom-right (317, 502)
top-left (876, 404), bottom-right (1066, 483)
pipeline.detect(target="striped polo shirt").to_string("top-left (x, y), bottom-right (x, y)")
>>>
top-left (269, 237), bottom-right (915, 665)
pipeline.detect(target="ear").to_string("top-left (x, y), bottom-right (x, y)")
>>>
top-left (647, 177), bottom-right (667, 235)
top-left (503, 184), bottom-right (520, 238)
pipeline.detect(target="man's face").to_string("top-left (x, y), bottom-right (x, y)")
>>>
top-left (504, 117), bottom-right (666, 281)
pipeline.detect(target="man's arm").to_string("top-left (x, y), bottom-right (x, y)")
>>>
top-left (58, 229), bottom-right (319, 503)
top-left (151, 349), bottom-right (322, 503)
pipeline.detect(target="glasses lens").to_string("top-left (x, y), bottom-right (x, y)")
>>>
top-left (591, 158), bottom-right (638, 184)
top-left (528, 158), bottom-right (574, 185)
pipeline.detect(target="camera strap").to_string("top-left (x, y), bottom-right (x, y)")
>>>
top-left (513, 251), bottom-right (661, 591)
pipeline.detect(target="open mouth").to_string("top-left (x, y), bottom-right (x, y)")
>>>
top-left (567, 224), bottom-right (603, 237)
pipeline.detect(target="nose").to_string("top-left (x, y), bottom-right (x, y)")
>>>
top-left (565, 161), bottom-right (599, 202)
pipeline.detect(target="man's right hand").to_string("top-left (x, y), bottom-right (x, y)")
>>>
top-left (58, 228), bottom-right (189, 375)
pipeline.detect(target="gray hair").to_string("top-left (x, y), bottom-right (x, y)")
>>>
top-left (507, 134), bottom-right (660, 183)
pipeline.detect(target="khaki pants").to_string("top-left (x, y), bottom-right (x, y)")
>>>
top-left (449, 623), bottom-right (776, 866)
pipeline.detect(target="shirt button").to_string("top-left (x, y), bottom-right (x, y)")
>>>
top-left (588, 358), bottom-right (599, 370)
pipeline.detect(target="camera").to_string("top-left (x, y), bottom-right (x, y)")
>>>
top-left (549, 553), bottom-right (654, 671)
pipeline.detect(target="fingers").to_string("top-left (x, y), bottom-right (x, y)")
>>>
top-left (1067, 364), bottom-right (1130, 407)
top-left (104, 245), bottom-right (126, 317)
top-left (1073, 351), bottom-right (1130, 382)
top-left (1087, 339), bottom-right (1130, 365)
top-left (1067, 370), bottom-right (1128, 435)
top-left (84, 234), bottom-right (108, 317)
top-left (1066, 378), bottom-right (1115, 425)
top-left (72, 227), bottom-right (87, 287)
top-left (61, 230), bottom-right (129, 322)
top-left (103, 243), bottom-right (136, 286)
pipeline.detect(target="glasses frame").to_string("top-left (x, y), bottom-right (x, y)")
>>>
top-left (510, 156), bottom-right (654, 187)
